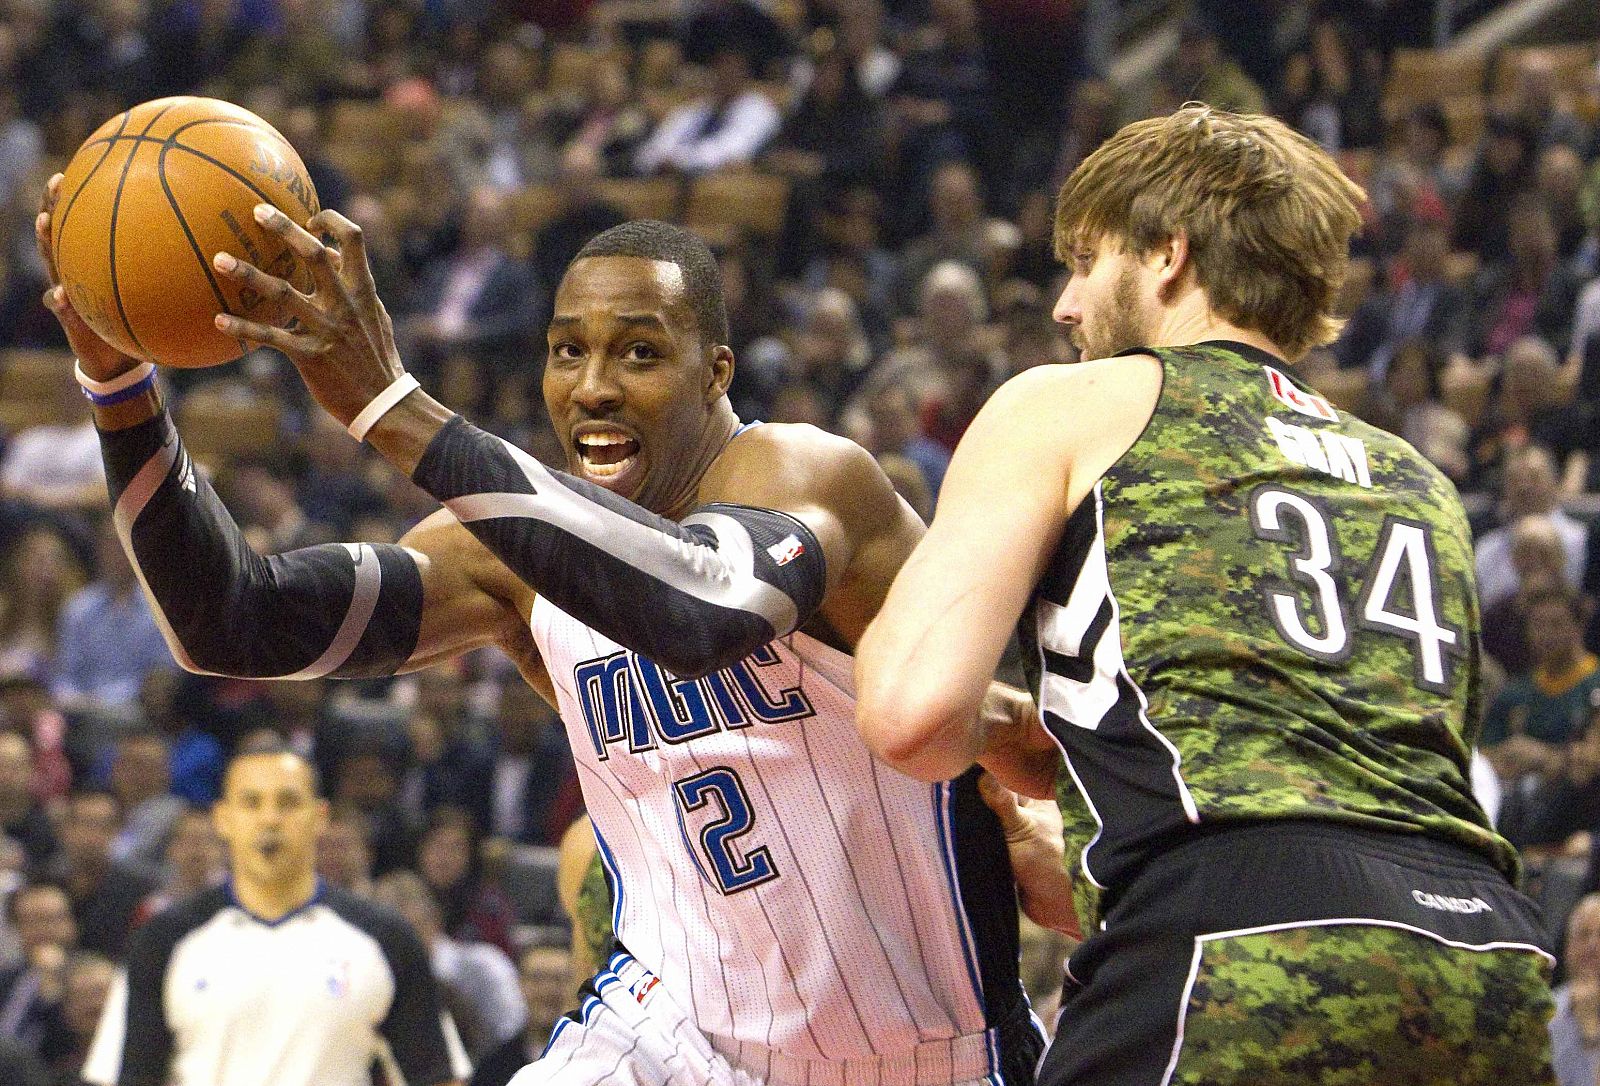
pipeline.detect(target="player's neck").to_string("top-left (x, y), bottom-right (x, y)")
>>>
top-left (231, 871), bottom-right (320, 922)
top-left (658, 403), bottom-right (741, 522)
top-left (1149, 297), bottom-right (1288, 362)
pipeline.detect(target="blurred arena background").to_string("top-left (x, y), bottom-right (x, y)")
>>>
top-left (0, 0), bottom-right (1599, 1082)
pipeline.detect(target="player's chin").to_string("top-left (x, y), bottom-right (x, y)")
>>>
top-left (572, 449), bottom-right (647, 500)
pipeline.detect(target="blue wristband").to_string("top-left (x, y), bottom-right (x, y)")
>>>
top-left (76, 360), bottom-right (157, 407)
top-left (81, 372), bottom-right (156, 406)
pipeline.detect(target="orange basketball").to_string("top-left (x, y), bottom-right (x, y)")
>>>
top-left (53, 96), bottom-right (321, 369)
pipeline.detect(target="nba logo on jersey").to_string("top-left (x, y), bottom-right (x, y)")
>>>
top-left (1264, 366), bottom-right (1338, 422)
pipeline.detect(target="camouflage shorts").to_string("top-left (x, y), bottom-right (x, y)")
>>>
top-left (1041, 823), bottom-right (1555, 1085)
top-left (1167, 923), bottom-right (1554, 1085)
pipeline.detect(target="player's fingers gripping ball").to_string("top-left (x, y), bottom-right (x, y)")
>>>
top-left (52, 96), bottom-right (320, 369)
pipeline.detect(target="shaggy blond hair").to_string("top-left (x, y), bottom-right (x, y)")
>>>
top-left (1054, 104), bottom-right (1365, 358)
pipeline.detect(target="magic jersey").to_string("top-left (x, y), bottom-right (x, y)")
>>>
top-left (529, 595), bottom-right (1035, 1074)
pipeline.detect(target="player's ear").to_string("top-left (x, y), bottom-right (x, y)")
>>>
top-left (312, 798), bottom-right (331, 836)
top-left (706, 345), bottom-right (735, 403)
top-left (1152, 233), bottom-right (1191, 297)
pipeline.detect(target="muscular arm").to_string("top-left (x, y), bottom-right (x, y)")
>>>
top-left (855, 359), bottom-right (1160, 782)
top-left (405, 415), bottom-right (904, 678)
top-left (95, 394), bottom-right (544, 688)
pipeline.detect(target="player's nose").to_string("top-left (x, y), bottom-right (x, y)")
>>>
top-left (1052, 281), bottom-right (1080, 326)
top-left (570, 358), bottom-right (623, 413)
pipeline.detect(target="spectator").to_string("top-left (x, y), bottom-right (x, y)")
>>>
top-left (0, 882), bottom-right (74, 1053)
top-left (0, 525), bottom-right (86, 683)
top-left (468, 944), bottom-right (573, 1086)
top-left (1483, 524), bottom-right (1570, 676)
top-left (862, 373), bottom-right (950, 503)
top-left (105, 731), bottom-right (184, 877)
top-left (782, 287), bottom-right (874, 427)
top-left (401, 185), bottom-right (544, 378)
top-left (1365, 339), bottom-right (1470, 482)
top-left (1468, 196), bottom-right (1583, 360)
top-left (1539, 145), bottom-right (1591, 267)
top-left (44, 791), bottom-right (154, 960)
top-left (50, 952), bottom-right (114, 1085)
top-left (1552, 892), bottom-right (1600, 1085)
top-left (863, 260), bottom-right (1004, 428)
top-left (316, 806), bottom-right (375, 897)
top-left (1368, 104), bottom-right (1466, 232)
top-left (0, 674), bottom-right (69, 805)
top-left (51, 519), bottom-right (175, 717)
top-left (884, 0), bottom-right (997, 224)
top-left (140, 808), bottom-right (222, 919)
top-left (529, 145), bottom-right (626, 305)
top-left (329, 749), bottom-right (416, 877)
top-left (0, 388), bottom-right (103, 513)
top-left (471, 40), bottom-right (557, 191)
top-left (1480, 589), bottom-right (1600, 815)
top-left (1507, 50), bottom-right (1593, 154)
top-left (893, 160), bottom-right (993, 316)
top-left (372, 870), bottom-right (525, 1063)
top-left (552, 56), bottom-right (652, 177)
top-left (220, 455), bottom-right (337, 554)
top-left (1338, 215), bottom-right (1470, 377)
top-left (295, 412), bottom-right (387, 538)
top-left (416, 807), bottom-right (517, 957)
top-left (488, 681), bottom-right (576, 848)
top-left (1154, 16), bottom-right (1267, 117)
top-left (1453, 111), bottom-right (1539, 267)
top-left (633, 45), bottom-right (780, 176)
top-left (135, 670), bottom-right (222, 808)
top-left (1475, 445), bottom-right (1588, 611)
top-left (1275, 14), bottom-right (1382, 151)
top-left (765, 46), bottom-right (883, 189)
top-left (0, 733), bottom-right (55, 874)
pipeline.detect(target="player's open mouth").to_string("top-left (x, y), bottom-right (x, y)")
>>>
top-left (574, 428), bottom-right (642, 484)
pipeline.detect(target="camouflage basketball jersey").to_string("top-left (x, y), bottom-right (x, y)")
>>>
top-left (1019, 341), bottom-right (1513, 930)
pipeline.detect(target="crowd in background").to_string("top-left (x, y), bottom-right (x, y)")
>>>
top-left (0, 0), bottom-right (1597, 1083)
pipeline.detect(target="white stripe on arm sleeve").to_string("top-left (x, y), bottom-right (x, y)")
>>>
top-left (412, 416), bottom-right (826, 678)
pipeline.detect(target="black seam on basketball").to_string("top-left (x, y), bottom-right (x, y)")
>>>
top-left (155, 137), bottom-right (237, 341)
top-left (83, 122), bottom-right (316, 218)
top-left (80, 119), bottom-right (299, 153)
top-left (56, 109), bottom-right (132, 257)
top-left (108, 101), bottom-right (179, 362)
top-left (163, 141), bottom-right (300, 219)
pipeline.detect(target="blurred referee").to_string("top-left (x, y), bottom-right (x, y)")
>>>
top-left (81, 743), bottom-right (465, 1086)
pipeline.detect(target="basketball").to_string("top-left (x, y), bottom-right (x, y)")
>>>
top-left (53, 96), bottom-right (320, 369)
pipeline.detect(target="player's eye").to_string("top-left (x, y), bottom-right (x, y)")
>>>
top-left (550, 342), bottom-right (583, 362)
top-left (623, 343), bottom-right (660, 363)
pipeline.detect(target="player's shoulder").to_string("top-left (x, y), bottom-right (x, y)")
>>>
top-left (711, 421), bottom-right (890, 502)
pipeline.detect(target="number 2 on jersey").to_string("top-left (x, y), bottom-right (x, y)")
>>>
top-left (672, 766), bottom-right (779, 895)
top-left (1250, 487), bottom-right (1463, 693)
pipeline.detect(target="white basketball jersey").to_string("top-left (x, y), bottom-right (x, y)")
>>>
top-left (530, 596), bottom-right (1024, 1065)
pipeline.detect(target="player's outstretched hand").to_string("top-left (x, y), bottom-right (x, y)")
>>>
top-left (978, 772), bottom-right (1080, 938)
top-left (211, 204), bottom-right (405, 427)
top-left (35, 173), bottom-right (142, 382)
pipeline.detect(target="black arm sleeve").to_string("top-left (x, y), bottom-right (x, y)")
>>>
top-left (99, 411), bottom-right (423, 679)
top-left (115, 915), bottom-right (180, 1086)
top-left (367, 908), bottom-right (456, 1086)
top-left (412, 416), bottom-right (827, 678)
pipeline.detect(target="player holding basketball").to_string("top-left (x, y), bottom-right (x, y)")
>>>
top-left (855, 103), bottom-right (1557, 1084)
top-left (37, 173), bottom-right (1061, 1086)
